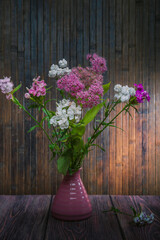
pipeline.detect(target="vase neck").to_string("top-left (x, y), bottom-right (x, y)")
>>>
top-left (65, 168), bottom-right (82, 178)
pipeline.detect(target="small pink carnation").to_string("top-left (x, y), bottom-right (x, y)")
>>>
top-left (27, 76), bottom-right (47, 98)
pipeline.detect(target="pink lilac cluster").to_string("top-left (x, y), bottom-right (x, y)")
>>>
top-left (57, 73), bottom-right (84, 97)
top-left (0, 77), bottom-right (14, 100)
top-left (73, 67), bottom-right (104, 107)
top-left (134, 84), bottom-right (150, 103)
top-left (72, 66), bottom-right (103, 88)
top-left (57, 54), bottom-right (107, 108)
top-left (86, 53), bottom-right (107, 74)
top-left (25, 76), bottom-right (47, 99)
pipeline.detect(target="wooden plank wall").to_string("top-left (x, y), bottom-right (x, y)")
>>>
top-left (0, 0), bottom-right (159, 195)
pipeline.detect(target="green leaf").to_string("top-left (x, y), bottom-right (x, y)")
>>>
top-left (102, 122), bottom-right (110, 127)
top-left (130, 206), bottom-right (137, 217)
top-left (42, 108), bottom-right (48, 115)
top-left (12, 96), bottom-right (22, 108)
top-left (92, 129), bottom-right (103, 140)
top-left (71, 124), bottom-right (86, 137)
top-left (108, 124), bottom-right (124, 132)
top-left (44, 98), bottom-right (56, 106)
top-left (131, 104), bottom-right (139, 113)
top-left (40, 117), bottom-right (47, 124)
top-left (91, 144), bottom-right (105, 151)
top-left (48, 121), bottom-right (51, 129)
top-left (49, 144), bottom-right (55, 151)
top-left (46, 86), bottom-right (53, 91)
top-left (12, 84), bottom-right (22, 94)
top-left (57, 150), bottom-right (71, 175)
top-left (27, 124), bottom-right (39, 133)
top-left (49, 111), bottom-right (56, 116)
top-left (72, 137), bottom-right (84, 153)
top-left (125, 108), bottom-right (133, 119)
top-left (28, 104), bottom-right (39, 109)
top-left (58, 134), bottom-right (69, 142)
top-left (103, 82), bottom-right (111, 94)
top-left (49, 152), bottom-right (56, 162)
top-left (82, 102), bottom-right (104, 126)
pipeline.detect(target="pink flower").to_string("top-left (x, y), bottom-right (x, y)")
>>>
top-left (24, 93), bottom-right (30, 99)
top-left (27, 76), bottom-right (47, 98)
top-left (57, 73), bottom-right (85, 97)
top-left (0, 77), bottom-right (14, 94)
top-left (87, 53), bottom-right (107, 74)
top-left (56, 54), bottom-right (107, 108)
top-left (134, 84), bottom-right (150, 103)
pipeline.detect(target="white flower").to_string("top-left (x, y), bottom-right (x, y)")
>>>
top-left (56, 68), bottom-right (64, 76)
top-left (114, 84), bottom-right (122, 93)
top-left (63, 67), bottom-right (71, 74)
top-left (67, 102), bottom-right (82, 122)
top-left (57, 107), bottom-right (67, 116)
top-left (58, 116), bottom-right (69, 129)
top-left (114, 84), bottom-right (136, 103)
top-left (129, 87), bottom-right (136, 96)
top-left (50, 99), bottom-right (82, 129)
top-left (48, 60), bottom-right (71, 78)
top-left (48, 70), bottom-right (57, 78)
top-left (58, 58), bottom-right (67, 68)
top-left (121, 94), bottom-right (130, 102)
top-left (114, 93), bottom-right (122, 100)
top-left (50, 116), bottom-right (58, 127)
top-left (67, 108), bottom-right (75, 120)
top-left (121, 85), bottom-right (130, 95)
top-left (57, 99), bottom-right (70, 108)
top-left (50, 64), bottom-right (59, 71)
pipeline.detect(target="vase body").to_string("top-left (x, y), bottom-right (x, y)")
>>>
top-left (51, 168), bottom-right (92, 221)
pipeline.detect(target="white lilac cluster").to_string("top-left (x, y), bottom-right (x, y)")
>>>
top-left (50, 99), bottom-right (82, 129)
top-left (133, 212), bottom-right (154, 226)
top-left (114, 84), bottom-right (136, 102)
top-left (48, 59), bottom-right (71, 78)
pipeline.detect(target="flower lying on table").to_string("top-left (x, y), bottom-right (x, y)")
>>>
top-left (0, 53), bottom-right (151, 175)
top-left (103, 206), bottom-right (154, 226)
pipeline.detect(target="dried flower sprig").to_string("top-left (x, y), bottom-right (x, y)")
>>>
top-left (103, 206), bottom-right (154, 226)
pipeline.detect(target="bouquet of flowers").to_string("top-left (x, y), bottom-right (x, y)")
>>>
top-left (0, 54), bottom-right (150, 176)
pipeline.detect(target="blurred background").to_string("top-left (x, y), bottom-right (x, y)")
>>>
top-left (0, 0), bottom-right (160, 195)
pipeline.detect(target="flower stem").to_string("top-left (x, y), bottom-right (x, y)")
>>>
top-left (22, 106), bottom-right (54, 145)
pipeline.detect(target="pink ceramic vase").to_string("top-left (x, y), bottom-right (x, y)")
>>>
top-left (51, 168), bottom-right (92, 221)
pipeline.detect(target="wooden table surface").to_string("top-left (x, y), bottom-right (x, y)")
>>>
top-left (0, 195), bottom-right (160, 240)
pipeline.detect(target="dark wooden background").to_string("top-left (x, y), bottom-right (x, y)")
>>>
top-left (0, 0), bottom-right (160, 195)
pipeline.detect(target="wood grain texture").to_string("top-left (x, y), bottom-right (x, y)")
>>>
top-left (155, 0), bottom-right (160, 195)
top-left (0, 0), bottom-right (5, 194)
top-left (109, 0), bottom-right (116, 195)
top-left (0, 195), bottom-right (51, 240)
top-left (45, 195), bottom-right (123, 240)
top-left (102, 0), bottom-right (110, 195)
top-left (24, 0), bottom-right (31, 195)
top-left (0, 195), bottom-right (160, 240)
top-left (0, 0), bottom-right (159, 195)
top-left (128, 0), bottom-right (136, 195)
top-left (111, 195), bottom-right (160, 240)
